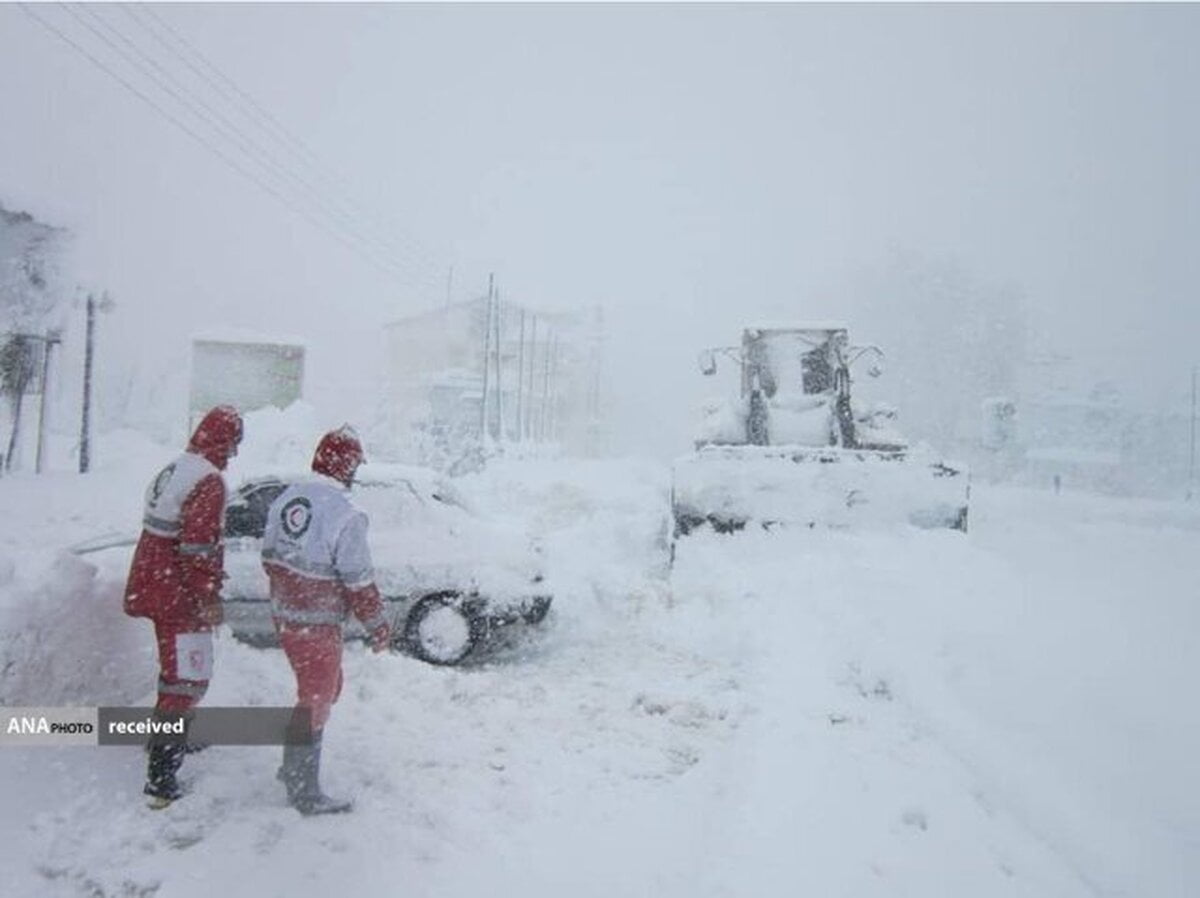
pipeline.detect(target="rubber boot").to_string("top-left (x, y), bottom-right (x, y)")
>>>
top-left (144, 742), bottom-right (186, 808)
top-left (280, 731), bottom-right (352, 816)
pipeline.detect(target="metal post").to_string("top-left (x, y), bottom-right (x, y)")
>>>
top-left (34, 332), bottom-right (60, 474)
top-left (80, 294), bottom-right (95, 473)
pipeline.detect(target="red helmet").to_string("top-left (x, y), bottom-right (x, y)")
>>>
top-left (312, 425), bottom-right (365, 485)
top-left (188, 405), bottom-right (243, 470)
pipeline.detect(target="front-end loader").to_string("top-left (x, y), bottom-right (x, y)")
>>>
top-left (671, 324), bottom-right (969, 540)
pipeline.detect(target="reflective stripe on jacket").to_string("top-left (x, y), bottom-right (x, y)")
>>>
top-left (124, 451), bottom-right (227, 624)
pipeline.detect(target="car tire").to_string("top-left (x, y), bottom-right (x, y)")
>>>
top-left (403, 592), bottom-right (484, 666)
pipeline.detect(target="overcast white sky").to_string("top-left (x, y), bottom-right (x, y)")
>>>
top-left (1, 2), bottom-right (1197, 453)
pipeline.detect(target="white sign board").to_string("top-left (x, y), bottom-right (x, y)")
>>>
top-left (189, 339), bottom-right (304, 421)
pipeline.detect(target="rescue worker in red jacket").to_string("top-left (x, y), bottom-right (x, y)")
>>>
top-left (123, 405), bottom-right (243, 806)
top-left (261, 425), bottom-right (391, 815)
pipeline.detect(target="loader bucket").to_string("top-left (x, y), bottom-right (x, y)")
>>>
top-left (670, 444), bottom-right (969, 538)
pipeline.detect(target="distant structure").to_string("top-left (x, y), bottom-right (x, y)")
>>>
top-left (1012, 350), bottom-right (1191, 498)
top-left (188, 336), bottom-right (305, 428)
top-left (382, 293), bottom-right (606, 469)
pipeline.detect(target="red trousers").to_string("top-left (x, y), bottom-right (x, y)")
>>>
top-left (278, 624), bottom-right (343, 731)
top-left (153, 620), bottom-right (213, 713)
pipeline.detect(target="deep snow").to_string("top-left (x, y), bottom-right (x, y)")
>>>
top-left (1, 422), bottom-right (1198, 897)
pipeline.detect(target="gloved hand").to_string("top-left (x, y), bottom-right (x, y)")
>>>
top-left (367, 622), bottom-right (391, 654)
top-left (199, 601), bottom-right (224, 627)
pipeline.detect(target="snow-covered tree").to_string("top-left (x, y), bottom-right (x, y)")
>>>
top-left (0, 203), bottom-right (68, 333)
top-left (1, 203), bottom-right (69, 469)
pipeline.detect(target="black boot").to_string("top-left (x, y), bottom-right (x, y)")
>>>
top-left (144, 742), bottom-right (186, 808)
top-left (276, 741), bottom-right (298, 784)
top-left (280, 731), bottom-right (352, 816)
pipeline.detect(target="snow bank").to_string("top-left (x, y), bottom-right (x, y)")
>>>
top-left (0, 430), bottom-right (163, 706)
top-left (459, 456), bottom-right (674, 620)
top-left (0, 551), bottom-right (152, 706)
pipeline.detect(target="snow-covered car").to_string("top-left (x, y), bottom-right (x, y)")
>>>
top-left (73, 464), bottom-right (552, 666)
top-left (221, 465), bottom-right (552, 664)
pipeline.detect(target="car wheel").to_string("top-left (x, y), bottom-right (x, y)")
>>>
top-left (403, 592), bottom-right (483, 665)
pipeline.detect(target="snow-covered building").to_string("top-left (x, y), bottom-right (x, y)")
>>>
top-left (1012, 351), bottom-right (1193, 498)
top-left (382, 295), bottom-right (605, 468)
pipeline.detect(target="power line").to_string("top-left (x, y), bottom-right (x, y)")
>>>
top-left (60, 1), bottom-right (437, 289)
top-left (17, 2), bottom-right (440, 291)
top-left (135, 3), bottom-right (334, 179)
top-left (70, 1), bottom-right (439, 288)
top-left (122, 1), bottom-right (448, 281)
top-left (124, 1), bottom-right (451, 281)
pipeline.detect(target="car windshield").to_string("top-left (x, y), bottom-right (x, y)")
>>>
top-left (225, 479), bottom-right (287, 539)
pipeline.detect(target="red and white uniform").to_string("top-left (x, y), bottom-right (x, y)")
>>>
top-left (123, 406), bottom-right (241, 713)
top-left (262, 473), bottom-right (387, 730)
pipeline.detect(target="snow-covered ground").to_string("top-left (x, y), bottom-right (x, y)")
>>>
top-left (1, 428), bottom-right (1198, 897)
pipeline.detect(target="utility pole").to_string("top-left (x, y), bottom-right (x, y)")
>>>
top-left (515, 308), bottom-right (526, 443)
top-left (478, 276), bottom-right (494, 441)
top-left (526, 315), bottom-right (538, 441)
top-left (1189, 364), bottom-right (1197, 500)
top-left (493, 288), bottom-right (504, 442)
top-left (540, 329), bottom-right (553, 441)
top-left (75, 291), bottom-right (113, 473)
top-left (547, 334), bottom-right (560, 442)
top-left (80, 293), bottom-right (96, 473)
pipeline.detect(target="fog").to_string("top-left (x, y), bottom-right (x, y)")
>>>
top-left (2, 2), bottom-right (1197, 459)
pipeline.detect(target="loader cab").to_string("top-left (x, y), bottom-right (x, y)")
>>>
top-left (739, 326), bottom-right (851, 399)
